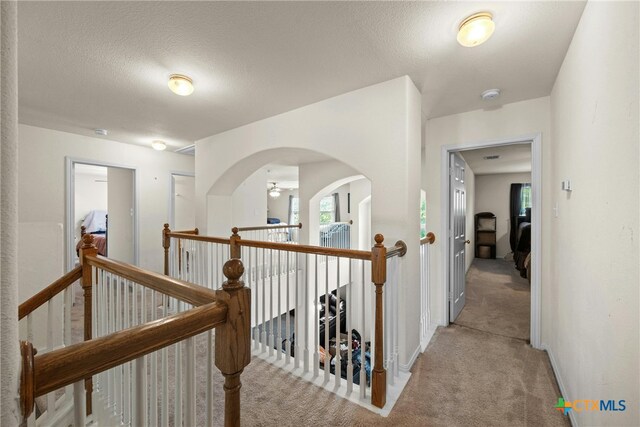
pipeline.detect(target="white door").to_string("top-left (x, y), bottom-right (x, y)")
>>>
top-left (449, 152), bottom-right (468, 322)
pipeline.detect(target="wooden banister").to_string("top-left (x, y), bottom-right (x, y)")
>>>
top-left (172, 228), bottom-right (199, 235)
top-left (167, 232), bottom-right (232, 245)
top-left (85, 254), bottom-right (218, 306)
top-left (234, 238), bottom-right (372, 260)
top-left (420, 232), bottom-right (436, 245)
top-left (31, 301), bottom-right (227, 398)
top-left (235, 222), bottom-right (302, 232)
top-left (386, 240), bottom-right (407, 259)
top-left (18, 266), bottom-right (82, 320)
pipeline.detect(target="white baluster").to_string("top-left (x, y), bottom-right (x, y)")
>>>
top-left (73, 380), bottom-right (86, 427)
top-left (46, 299), bottom-right (54, 420)
top-left (150, 290), bottom-right (158, 425)
top-left (277, 250), bottom-right (282, 361)
top-left (207, 331), bottom-right (213, 427)
top-left (335, 257), bottom-right (341, 388)
top-left (324, 256), bottom-right (330, 384)
top-left (360, 261), bottom-right (366, 399)
top-left (185, 336), bottom-right (195, 427)
top-left (347, 259), bottom-right (353, 394)
top-left (285, 251), bottom-right (291, 364)
top-left (313, 255), bottom-right (319, 378)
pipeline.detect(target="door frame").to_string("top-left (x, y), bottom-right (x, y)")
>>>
top-left (168, 171), bottom-right (195, 229)
top-left (65, 157), bottom-right (140, 272)
top-left (440, 133), bottom-right (542, 349)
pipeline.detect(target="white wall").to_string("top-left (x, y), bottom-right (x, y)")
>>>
top-left (173, 175), bottom-right (195, 230)
top-left (546, 2), bottom-right (639, 426)
top-left (267, 188), bottom-right (297, 223)
top-left (231, 168), bottom-right (267, 228)
top-left (107, 167), bottom-right (135, 263)
top-left (74, 170), bottom-right (107, 241)
top-left (475, 172), bottom-right (531, 258)
top-left (424, 96), bottom-right (551, 327)
top-left (18, 124), bottom-right (194, 277)
top-left (197, 76), bottom-right (422, 368)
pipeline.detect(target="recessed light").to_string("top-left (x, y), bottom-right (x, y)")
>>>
top-left (457, 12), bottom-right (495, 47)
top-left (168, 74), bottom-right (194, 96)
top-left (481, 88), bottom-right (501, 101)
top-left (94, 128), bottom-right (108, 136)
top-left (152, 140), bottom-right (167, 151)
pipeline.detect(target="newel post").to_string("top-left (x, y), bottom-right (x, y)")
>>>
top-left (371, 234), bottom-right (387, 409)
top-left (79, 234), bottom-right (98, 415)
top-left (215, 259), bottom-right (251, 427)
top-left (230, 227), bottom-right (242, 259)
top-left (163, 223), bottom-right (171, 276)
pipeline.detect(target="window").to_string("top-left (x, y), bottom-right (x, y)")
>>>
top-left (288, 197), bottom-right (299, 225)
top-left (420, 192), bottom-right (427, 238)
top-left (520, 184), bottom-right (532, 216)
top-left (319, 196), bottom-right (335, 224)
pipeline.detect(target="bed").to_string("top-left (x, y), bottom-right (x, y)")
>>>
top-left (76, 210), bottom-right (108, 256)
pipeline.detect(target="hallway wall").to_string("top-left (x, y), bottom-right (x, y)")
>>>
top-left (546, 2), bottom-right (639, 425)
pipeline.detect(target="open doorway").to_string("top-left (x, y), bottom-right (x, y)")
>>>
top-left (65, 158), bottom-right (138, 271)
top-left (441, 134), bottom-right (541, 348)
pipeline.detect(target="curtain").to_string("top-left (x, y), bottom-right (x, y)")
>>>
top-left (333, 193), bottom-right (340, 222)
top-left (287, 195), bottom-right (294, 225)
top-left (509, 183), bottom-right (523, 252)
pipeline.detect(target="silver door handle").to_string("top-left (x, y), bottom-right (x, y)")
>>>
top-left (464, 240), bottom-right (471, 244)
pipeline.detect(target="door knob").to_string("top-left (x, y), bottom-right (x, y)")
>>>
top-left (464, 240), bottom-right (471, 244)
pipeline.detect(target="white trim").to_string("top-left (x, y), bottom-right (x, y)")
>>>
top-left (541, 343), bottom-right (577, 427)
top-left (65, 157), bottom-right (140, 272)
top-left (420, 325), bottom-right (437, 352)
top-left (399, 343), bottom-right (421, 372)
top-left (168, 171), bottom-right (195, 229)
top-left (440, 133), bottom-right (542, 349)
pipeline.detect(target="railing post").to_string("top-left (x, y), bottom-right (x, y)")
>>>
top-left (371, 234), bottom-right (387, 409)
top-left (163, 223), bottom-right (171, 276)
top-left (230, 227), bottom-right (242, 259)
top-left (215, 259), bottom-right (251, 427)
top-left (79, 234), bottom-right (98, 416)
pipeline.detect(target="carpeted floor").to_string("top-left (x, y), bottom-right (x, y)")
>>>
top-left (454, 258), bottom-right (531, 341)
top-left (56, 260), bottom-right (569, 426)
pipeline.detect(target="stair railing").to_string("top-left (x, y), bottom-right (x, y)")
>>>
top-left (163, 225), bottom-right (407, 409)
top-left (19, 234), bottom-right (251, 427)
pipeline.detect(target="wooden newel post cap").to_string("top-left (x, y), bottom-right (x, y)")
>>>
top-left (81, 233), bottom-right (96, 249)
top-left (231, 227), bottom-right (239, 236)
top-left (163, 223), bottom-right (170, 231)
top-left (374, 234), bottom-right (384, 247)
top-left (222, 259), bottom-right (244, 290)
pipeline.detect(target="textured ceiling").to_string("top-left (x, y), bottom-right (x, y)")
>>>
top-left (461, 144), bottom-right (531, 175)
top-left (18, 1), bottom-right (585, 151)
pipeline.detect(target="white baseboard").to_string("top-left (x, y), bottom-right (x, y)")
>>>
top-left (400, 343), bottom-right (421, 372)
top-left (420, 325), bottom-right (437, 352)
top-left (541, 343), bottom-right (577, 427)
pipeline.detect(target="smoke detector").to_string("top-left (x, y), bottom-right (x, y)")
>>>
top-left (481, 89), bottom-right (501, 101)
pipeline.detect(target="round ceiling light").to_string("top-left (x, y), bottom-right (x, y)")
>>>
top-left (151, 140), bottom-right (167, 151)
top-left (481, 88), bottom-right (501, 101)
top-left (168, 74), bottom-right (194, 96)
top-left (457, 12), bottom-right (495, 47)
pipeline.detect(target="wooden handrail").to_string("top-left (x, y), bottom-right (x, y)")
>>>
top-left (386, 240), bottom-right (407, 259)
top-left (234, 238), bottom-right (372, 261)
top-left (172, 228), bottom-right (199, 235)
top-left (29, 301), bottom-right (228, 398)
top-left (235, 222), bottom-right (302, 232)
top-left (85, 255), bottom-right (218, 306)
top-left (167, 232), bottom-right (231, 245)
top-left (18, 266), bottom-right (82, 320)
top-left (420, 231), bottom-right (436, 245)
top-left (319, 220), bottom-right (353, 225)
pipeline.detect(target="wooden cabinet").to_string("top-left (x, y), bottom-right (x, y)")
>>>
top-left (475, 212), bottom-right (496, 259)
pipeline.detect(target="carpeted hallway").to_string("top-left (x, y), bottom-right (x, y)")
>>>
top-left (231, 258), bottom-right (569, 426)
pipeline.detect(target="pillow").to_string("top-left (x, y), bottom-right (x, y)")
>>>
top-left (477, 217), bottom-right (495, 231)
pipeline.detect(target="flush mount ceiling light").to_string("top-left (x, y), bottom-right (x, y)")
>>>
top-left (481, 88), bottom-right (501, 101)
top-left (168, 74), bottom-right (194, 96)
top-left (268, 182), bottom-right (281, 198)
top-left (94, 128), bottom-right (108, 136)
top-left (151, 140), bottom-right (167, 151)
top-left (457, 12), bottom-right (495, 47)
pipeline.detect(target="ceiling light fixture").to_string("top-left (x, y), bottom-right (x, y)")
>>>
top-left (457, 12), bottom-right (495, 47)
top-left (94, 128), bottom-right (108, 136)
top-left (481, 88), bottom-right (501, 101)
top-left (268, 182), bottom-right (281, 198)
top-left (151, 140), bottom-right (167, 151)
top-left (168, 74), bottom-right (194, 96)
